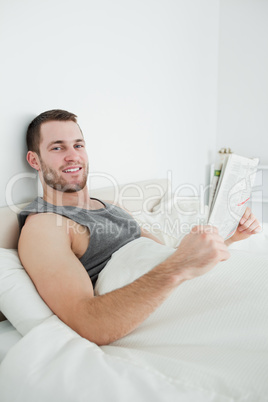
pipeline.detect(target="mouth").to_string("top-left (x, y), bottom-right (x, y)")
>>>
top-left (62, 167), bottom-right (82, 173)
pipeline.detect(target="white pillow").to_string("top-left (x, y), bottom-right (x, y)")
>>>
top-left (135, 195), bottom-right (209, 248)
top-left (0, 248), bottom-right (53, 336)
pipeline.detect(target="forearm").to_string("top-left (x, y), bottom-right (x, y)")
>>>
top-left (71, 226), bottom-right (230, 346)
top-left (74, 261), bottom-right (184, 346)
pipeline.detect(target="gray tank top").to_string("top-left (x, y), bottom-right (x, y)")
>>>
top-left (18, 197), bottom-right (141, 286)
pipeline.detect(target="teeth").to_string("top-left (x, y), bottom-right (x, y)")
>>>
top-left (63, 167), bottom-right (80, 173)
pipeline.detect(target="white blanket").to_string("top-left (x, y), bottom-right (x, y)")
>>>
top-left (1, 238), bottom-right (268, 402)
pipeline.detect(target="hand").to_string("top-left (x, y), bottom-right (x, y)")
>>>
top-left (226, 207), bottom-right (261, 245)
top-left (166, 225), bottom-right (230, 281)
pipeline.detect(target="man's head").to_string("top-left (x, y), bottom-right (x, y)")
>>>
top-left (26, 109), bottom-right (89, 194)
top-left (27, 109), bottom-right (79, 156)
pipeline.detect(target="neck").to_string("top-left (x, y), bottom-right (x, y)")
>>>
top-left (42, 185), bottom-right (92, 208)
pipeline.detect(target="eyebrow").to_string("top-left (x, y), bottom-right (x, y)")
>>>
top-left (47, 139), bottom-right (85, 149)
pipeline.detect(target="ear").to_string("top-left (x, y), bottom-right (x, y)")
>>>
top-left (27, 151), bottom-right (41, 171)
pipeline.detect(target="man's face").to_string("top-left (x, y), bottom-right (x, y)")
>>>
top-left (37, 120), bottom-right (89, 193)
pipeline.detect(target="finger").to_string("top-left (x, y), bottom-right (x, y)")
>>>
top-left (241, 220), bottom-right (261, 234)
top-left (191, 226), bottom-right (225, 242)
top-left (238, 214), bottom-right (260, 232)
top-left (200, 231), bottom-right (226, 246)
top-left (191, 225), bottom-right (218, 235)
top-left (238, 213), bottom-right (254, 231)
top-left (212, 233), bottom-right (227, 244)
top-left (240, 207), bottom-right (251, 224)
top-left (216, 238), bottom-right (231, 251)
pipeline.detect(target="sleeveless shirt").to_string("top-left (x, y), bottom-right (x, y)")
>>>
top-left (18, 197), bottom-right (141, 286)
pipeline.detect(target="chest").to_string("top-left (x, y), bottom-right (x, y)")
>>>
top-left (66, 208), bottom-right (140, 260)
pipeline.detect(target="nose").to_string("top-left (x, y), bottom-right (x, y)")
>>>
top-left (64, 146), bottom-right (80, 162)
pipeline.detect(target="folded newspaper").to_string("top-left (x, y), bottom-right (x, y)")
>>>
top-left (207, 149), bottom-right (259, 240)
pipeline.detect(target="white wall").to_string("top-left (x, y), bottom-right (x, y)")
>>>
top-left (217, 0), bottom-right (268, 162)
top-left (0, 0), bottom-right (219, 207)
top-left (217, 0), bottom-right (268, 223)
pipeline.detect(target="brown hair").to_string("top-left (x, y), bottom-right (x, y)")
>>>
top-left (26, 109), bottom-right (79, 155)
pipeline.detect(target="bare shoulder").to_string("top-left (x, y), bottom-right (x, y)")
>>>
top-left (18, 212), bottom-right (74, 281)
top-left (18, 212), bottom-right (94, 327)
top-left (22, 212), bottom-right (69, 231)
top-left (19, 213), bottom-right (71, 247)
top-left (18, 213), bottom-right (73, 281)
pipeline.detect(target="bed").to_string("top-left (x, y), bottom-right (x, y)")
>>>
top-left (1, 178), bottom-right (268, 402)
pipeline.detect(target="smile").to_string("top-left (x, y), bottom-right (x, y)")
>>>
top-left (62, 167), bottom-right (82, 173)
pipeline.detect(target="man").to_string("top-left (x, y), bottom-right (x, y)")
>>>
top-left (18, 109), bottom-right (261, 346)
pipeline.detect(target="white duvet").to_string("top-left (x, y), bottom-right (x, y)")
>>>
top-left (1, 238), bottom-right (268, 402)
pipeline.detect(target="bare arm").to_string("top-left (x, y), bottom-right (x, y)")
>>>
top-left (18, 215), bottom-right (229, 346)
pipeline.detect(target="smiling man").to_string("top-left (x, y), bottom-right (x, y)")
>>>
top-left (18, 109), bottom-right (261, 346)
top-left (27, 115), bottom-right (89, 198)
top-left (38, 133), bottom-right (88, 192)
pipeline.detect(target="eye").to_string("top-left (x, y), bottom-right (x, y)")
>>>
top-left (51, 146), bottom-right (62, 151)
top-left (74, 144), bottom-right (84, 149)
